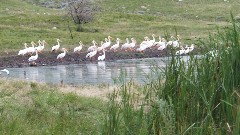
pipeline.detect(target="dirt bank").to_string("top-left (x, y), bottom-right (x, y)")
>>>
top-left (0, 46), bottom-right (201, 68)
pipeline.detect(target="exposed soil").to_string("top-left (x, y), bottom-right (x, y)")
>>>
top-left (0, 46), bottom-right (201, 68)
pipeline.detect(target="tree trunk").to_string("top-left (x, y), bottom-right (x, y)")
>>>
top-left (77, 23), bottom-right (83, 32)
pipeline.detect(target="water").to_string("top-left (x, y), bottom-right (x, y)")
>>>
top-left (1, 56), bottom-right (200, 85)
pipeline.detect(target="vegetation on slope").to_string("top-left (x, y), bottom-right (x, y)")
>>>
top-left (0, 0), bottom-right (240, 53)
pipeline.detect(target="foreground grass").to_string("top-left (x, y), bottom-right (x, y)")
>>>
top-left (1, 0), bottom-right (240, 53)
top-left (102, 19), bottom-right (240, 134)
top-left (0, 78), bottom-right (105, 134)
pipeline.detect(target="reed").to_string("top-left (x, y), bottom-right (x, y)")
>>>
top-left (102, 17), bottom-right (240, 134)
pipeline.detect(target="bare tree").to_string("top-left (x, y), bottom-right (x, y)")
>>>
top-left (67, 0), bottom-right (98, 32)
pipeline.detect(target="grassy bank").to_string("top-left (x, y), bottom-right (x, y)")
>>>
top-left (0, 0), bottom-right (240, 53)
top-left (0, 78), bottom-right (105, 134)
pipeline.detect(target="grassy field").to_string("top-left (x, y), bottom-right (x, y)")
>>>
top-left (0, 0), bottom-right (240, 53)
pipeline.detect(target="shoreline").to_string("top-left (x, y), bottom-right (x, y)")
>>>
top-left (0, 47), bottom-right (201, 68)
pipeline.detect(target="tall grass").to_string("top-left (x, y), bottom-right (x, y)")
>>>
top-left (102, 17), bottom-right (240, 134)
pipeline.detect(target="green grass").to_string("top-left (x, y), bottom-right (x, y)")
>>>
top-left (0, 79), bottom-right (105, 134)
top-left (102, 18), bottom-right (240, 134)
top-left (0, 0), bottom-right (240, 53)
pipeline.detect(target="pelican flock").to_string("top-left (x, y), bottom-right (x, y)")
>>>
top-left (16, 34), bottom-right (196, 66)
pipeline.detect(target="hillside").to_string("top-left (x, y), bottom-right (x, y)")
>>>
top-left (0, 0), bottom-right (240, 53)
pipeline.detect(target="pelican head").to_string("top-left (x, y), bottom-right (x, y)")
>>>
top-left (162, 38), bottom-right (166, 42)
top-left (79, 41), bottom-right (83, 45)
top-left (100, 41), bottom-right (104, 45)
top-left (42, 40), bottom-right (47, 45)
top-left (92, 40), bottom-right (97, 45)
top-left (144, 36), bottom-right (148, 40)
top-left (176, 35), bottom-right (181, 39)
top-left (24, 43), bottom-right (28, 47)
top-left (57, 39), bottom-right (62, 42)
top-left (31, 41), bottom-right (36, 46)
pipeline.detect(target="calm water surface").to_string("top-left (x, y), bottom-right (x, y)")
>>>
top-left (3, 56), bottom-right (200, 85)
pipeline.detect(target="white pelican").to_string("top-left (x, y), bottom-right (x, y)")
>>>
top-left (57, 48), bottom-right (68, 59)
top-left (88, 40), bottom-right (97, 52)
top-left (74, 41), bottom-right (83, 52)
top-left (140, 36), bottom-right (151, 48)
top-left (166, 40), bottom-right (173, 46)
top-left (28, 49), bottom-right (38, 62)
top-left (36, 40), bottom-right (47, 53)
top-left (18, 49), bottom-right (26, 56)
top-left (35, 40), bottom-right (42, 51)
top-left (172, 35), bottom-right (180, 48)
top-left (18, 43), bottom-right (28, 55)
top-left (184, 45), bottom-right (190, 54)
top-left (148, 34), bottom-right (156, 47)
top-left (121, 38), bottom-right (130, 49)
top-left (26, 41), bottom-right (37, 54)
top-left (1, 69), bottom-right (9, 75)
top-left (189, 44), bottom-right (195, 52)
top-left (155, 36), bottom-right (166, 46)
top-left (175, 46), bottom-right (185, 55)
top-left (129, 38), bottom-right (137, 49)
top-left (110, 38), bottom-right (120, 51)
top-left (98, 49), bottom-right (106, 61)
top-left (51, 39), bottom-right (61, 52)
top-left (158, 43), bottom-right (166, 51)
top-left (86, 47), bottom-right (97, 60)
top-left (136, 42), bottom-right (148, 52)
top-left (97, 41), bottom-right (104, 52)
top-left (102, 36), bottom-right (112, 49)
top-left (126, 38), bottom-right (136, 50)
top-left (136, 36), bottom-right (152, 52)
top-left (157, 37), bottom-right (167, 51)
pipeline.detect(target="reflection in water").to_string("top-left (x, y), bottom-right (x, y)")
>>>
top-left (5, 56), bottom-right (200, 85)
